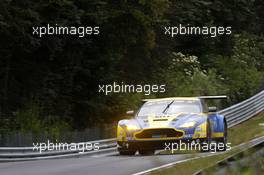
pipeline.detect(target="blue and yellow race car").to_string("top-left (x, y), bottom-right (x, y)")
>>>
top-left (117, 96), bottom-right (227, 155)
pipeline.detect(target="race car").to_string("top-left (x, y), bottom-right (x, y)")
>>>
top-left (116, 96), bottom-right (227, 155)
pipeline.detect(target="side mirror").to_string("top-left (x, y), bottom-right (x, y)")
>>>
top-left (126, 110), bottom-right (135, 115)
top-left (208, 106), bottom-right (217, 112)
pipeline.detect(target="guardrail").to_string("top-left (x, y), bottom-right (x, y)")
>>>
top-left (0, 90), bottom-right (264, 161)
top-left (0, 138), bottom-right (116, 161)
top-left (219, 90), bottom-right (264, 128)
top-left (0, 138), bottom-right (115, 153)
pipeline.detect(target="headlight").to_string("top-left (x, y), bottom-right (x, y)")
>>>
top-left (180, 121), bottom-right (196, 128)
top-left (126, 124), bottom-right (140, 131)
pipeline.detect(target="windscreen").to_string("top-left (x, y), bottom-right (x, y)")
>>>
top-left (137, 100), bottom-right (201, 118)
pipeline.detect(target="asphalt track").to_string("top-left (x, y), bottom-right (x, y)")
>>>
top-left (0, 151), bottom-right (210, 175)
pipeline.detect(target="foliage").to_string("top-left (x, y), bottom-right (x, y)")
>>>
top-left (14, 99), bottom-right (71, 137)
top-left (0, 0), bottom-right (263, 132)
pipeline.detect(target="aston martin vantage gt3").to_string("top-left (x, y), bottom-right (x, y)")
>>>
top-left (117, 96), bottom-right (227, 155)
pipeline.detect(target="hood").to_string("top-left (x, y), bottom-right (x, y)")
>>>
top-left (135, 113), bottom-right (207, 129)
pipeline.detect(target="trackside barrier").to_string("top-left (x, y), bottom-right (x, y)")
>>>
top-left (219, 90), bottom-right (264, 128)
top-left (0, 138), bottom-right (116, 159)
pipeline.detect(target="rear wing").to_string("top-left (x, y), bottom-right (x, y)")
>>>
top-left (142, 96), bottom-right (228, 102)
top-left (142, 97), bottom-right (198, 102)
top-left (198, 95), bottom-right (228, 100)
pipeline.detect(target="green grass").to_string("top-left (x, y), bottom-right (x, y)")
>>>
top-left (202, 146), bottom-right (264, 175)
top-left (228, 114), bottom-right (264, 145)
top-left (149, 113), bottom-right (264, 175)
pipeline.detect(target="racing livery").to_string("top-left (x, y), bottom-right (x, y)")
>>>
top-left (117, 96), bottom-right (227, 155)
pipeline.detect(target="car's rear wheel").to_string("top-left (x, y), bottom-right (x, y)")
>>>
top-left (138, 149), bottom-right (155, 155)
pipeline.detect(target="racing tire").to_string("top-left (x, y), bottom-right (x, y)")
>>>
top-left (138, 149), bottom-right (155, 155)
